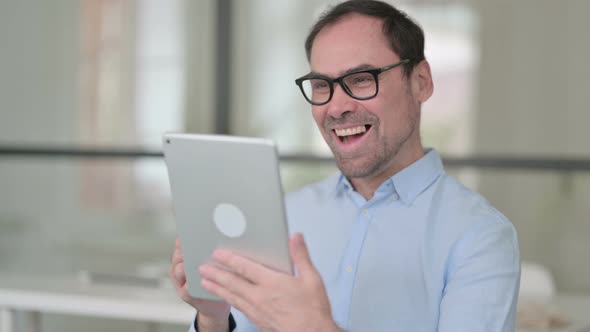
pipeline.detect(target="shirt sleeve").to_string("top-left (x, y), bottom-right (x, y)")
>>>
top-left (188, 313), bottom-right (236, 332)
top-left (438, 218), bottom-right (521, 332)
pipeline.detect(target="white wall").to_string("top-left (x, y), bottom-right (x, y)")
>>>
top-left (474, 0), bottom-right (590, 293)
top-left (184, 0), bottom-right (217, 133)
top-left (0, 1), bottom-right (81, 271)
top-left (0, 1), bottom-right (80, 145)
top-left (0, 2), bottom-right (184, 331)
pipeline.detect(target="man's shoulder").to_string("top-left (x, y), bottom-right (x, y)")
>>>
top-left (431, 174), bottom-right (515, 239)
top-left (425, 175), bottom-right (519, 272)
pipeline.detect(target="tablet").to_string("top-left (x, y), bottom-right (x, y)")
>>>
top-left (163, 133), bottom-right (293, 300)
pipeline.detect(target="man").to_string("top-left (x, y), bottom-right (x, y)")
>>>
top-left (170, 1), bottom-right (520, 331)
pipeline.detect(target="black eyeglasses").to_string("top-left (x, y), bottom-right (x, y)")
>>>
top-left (294, 59), bottom-right (410, 106)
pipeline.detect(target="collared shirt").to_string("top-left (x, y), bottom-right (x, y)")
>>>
top-left (189, 149), bottom-right (520, 332)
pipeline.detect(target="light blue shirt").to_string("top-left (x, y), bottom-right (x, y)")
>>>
top-left (190, 149), bottom-right (520, 332)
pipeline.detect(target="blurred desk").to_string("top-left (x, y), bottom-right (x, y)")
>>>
top-left (2, 274), bottom-right (589, 332)
top-left (0, 274), bottom-right (194, 332)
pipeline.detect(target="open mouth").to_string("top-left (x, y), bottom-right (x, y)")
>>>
top-left (334, 125), bottom-right (372, 144)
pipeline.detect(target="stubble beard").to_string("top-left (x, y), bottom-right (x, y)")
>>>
top-left (328, 106), bottom-right (419, 180)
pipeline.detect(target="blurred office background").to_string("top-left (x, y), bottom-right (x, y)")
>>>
top-left (0, 0), bottom-right (588, 331)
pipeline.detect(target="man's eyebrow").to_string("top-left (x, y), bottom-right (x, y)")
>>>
top-left (309, 64), bottom-right (375, 78)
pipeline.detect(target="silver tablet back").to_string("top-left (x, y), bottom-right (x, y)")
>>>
top-left (163, 133), bottom-right (292, 300)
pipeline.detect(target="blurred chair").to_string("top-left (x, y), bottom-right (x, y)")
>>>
top-left (516, 262), bottom-right (571, 330)
top-left (519, 261), bottom-right (556, 304)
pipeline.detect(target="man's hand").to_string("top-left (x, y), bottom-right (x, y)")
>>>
top-left (198, 233), bottom-right (341, 332)
top-left (170, 239), bottom-right (231, 331)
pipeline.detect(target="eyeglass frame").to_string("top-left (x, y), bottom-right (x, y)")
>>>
top-left (294, 59), bottom-right (411, 106)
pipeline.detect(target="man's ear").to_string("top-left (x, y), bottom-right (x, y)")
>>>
top-left (411, 59), bottom-right (434, 103)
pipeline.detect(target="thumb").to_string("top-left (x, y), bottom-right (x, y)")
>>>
top-left (289, 232), bottom-right (316, 278)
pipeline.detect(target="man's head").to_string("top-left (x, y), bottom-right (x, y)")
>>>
top-left (305, 0), bottom-right (425, 78)
top-left (300, 0), bottom-right (433, 183)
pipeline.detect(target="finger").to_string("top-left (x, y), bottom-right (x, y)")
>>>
top-left (170, 241), bottom-right (185, 291)
top-left (170, 261), bottom-right (187, 286)
top-left (170, 261), bottom-right (186, 294)
top-left (170, 262), bottom-right (196, 304)
top-left (176, 262), bottom-right (187, 286)
top-left (199, 263), bottom-right (256, 301)
top-left (172, 246), bottom-right (184, 265)
top-left (289, 233), bottom-right (317, 279)
top-left (175, 239), bottom-right (181, 253)
top-left (172, 239), bottom-right (184, 265)
top-left (211, 249), bottom-right (273, 284)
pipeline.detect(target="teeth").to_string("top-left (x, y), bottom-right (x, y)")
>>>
top-left (335, 126), bottom-right (367, 137)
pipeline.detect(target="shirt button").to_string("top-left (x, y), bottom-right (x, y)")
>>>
top-left (345, 265), bottom-right (353, 273)
top-left (391, 193), bottom-right (400, 201)
top-left (361, 209), bottom-right (369, 216)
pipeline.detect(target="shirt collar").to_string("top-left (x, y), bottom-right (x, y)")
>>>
top-left (391, 149), bottom-right (444, 204)
top-left (335, 173), bottom-right (353, 195)
top-left (334, 149), bottom-right (445, 204)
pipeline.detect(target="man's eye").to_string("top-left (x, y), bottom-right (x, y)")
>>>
top-left (350, 75), bottom-right (373, 85)
top-left (312, 80), bottom-right (329, 90)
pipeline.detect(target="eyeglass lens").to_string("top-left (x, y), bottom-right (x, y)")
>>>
top-left (301, 71), bottom-right (377, 104)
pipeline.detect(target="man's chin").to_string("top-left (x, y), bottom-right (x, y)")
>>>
top-left (336, 158), bottom-right (377, 179)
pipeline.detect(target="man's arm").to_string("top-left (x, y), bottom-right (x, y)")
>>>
top-left (438, 219), bottom-right (520, 331)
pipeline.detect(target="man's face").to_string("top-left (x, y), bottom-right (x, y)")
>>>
top-left (309, 14), bottom-right (427, 179)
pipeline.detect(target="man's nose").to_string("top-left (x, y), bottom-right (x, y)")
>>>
top-left (326, 83), bottom-right (357, 118)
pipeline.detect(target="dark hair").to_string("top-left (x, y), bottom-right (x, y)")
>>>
top-left (305, 0), bottom-right (425, 77)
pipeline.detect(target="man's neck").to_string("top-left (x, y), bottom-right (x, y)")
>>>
top-left (350, 146), bottom-right (425, 201)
